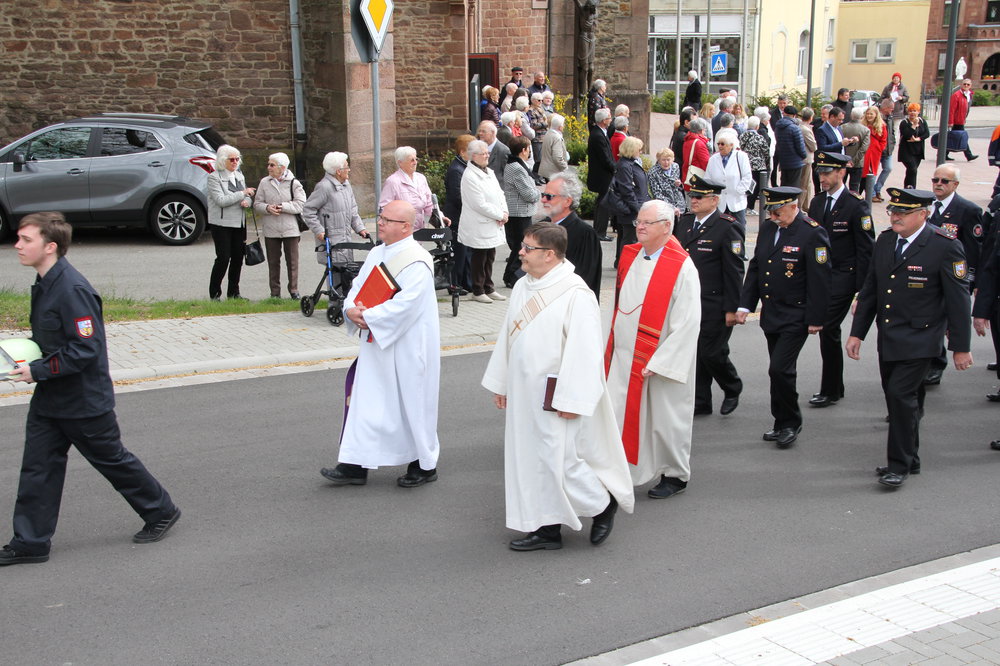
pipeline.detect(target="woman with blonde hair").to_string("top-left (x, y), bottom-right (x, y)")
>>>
top-left (482, 86), bottom-right (502, 126)
top-left (610, 136), bottom-right (649, 263)
top-left (861, 106), bottom-right (887, 205)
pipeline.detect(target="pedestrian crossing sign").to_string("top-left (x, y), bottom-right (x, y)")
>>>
top-left (711, 52), bottom-right (728, 76)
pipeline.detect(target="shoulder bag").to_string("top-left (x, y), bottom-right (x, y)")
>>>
top-left (244, 209), bottom-right (266, 266)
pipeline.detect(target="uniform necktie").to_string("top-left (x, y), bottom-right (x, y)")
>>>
top-left (773, 228), bottom-right (781, 247)
top-left (933, 200), bottom-right (943, 222)
top-left (823, 195), bottom-right (833, 223)
top-left (894, 236), bottom-right (907, 262)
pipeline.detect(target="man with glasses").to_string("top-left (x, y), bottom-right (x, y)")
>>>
top-left (483, 222), bottom-right (634, 551)
top-left (606, 200), bottom-right (701, 500)
top-left (674, 175), bottom-right (746, 417)
top-left (320, 200), bottom-right (442, 489)
top-left (847, 188), bottom-right (972, 488)
top-left (806, 151), bottom-right (875, 408)
top-left (948, 79), bottom-right (978, 162)
top-left (540, 171), bottom-right (602, 298)
top-left (736, 187), bottom-right (831, 449)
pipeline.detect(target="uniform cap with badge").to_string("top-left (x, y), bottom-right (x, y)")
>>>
top-left (885, 187), bottom-right (935, 213)
top-left (814, 151), bottom-right (850, 174)
top-left (762, 186), bottom-right (802, 211)
top-left (688, 174), bottom-right (725, 198)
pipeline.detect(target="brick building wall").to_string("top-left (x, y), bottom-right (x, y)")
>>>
top-left (923, 0), bottom-right (1000, 93)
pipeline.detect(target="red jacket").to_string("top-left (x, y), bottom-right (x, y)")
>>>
top-left (950, 88), bottom-right (970, 127)
top-left (680, 132), bottom-right (710, 190)
top-left (610, 131), bottom-right (627, 161)
top-left (864, 126), bottom-right (887, 177)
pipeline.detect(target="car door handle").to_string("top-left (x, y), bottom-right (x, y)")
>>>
top-left (66, 168), bottom-right (86, 175)
top-left (147, 161), bottom-right (167, 168)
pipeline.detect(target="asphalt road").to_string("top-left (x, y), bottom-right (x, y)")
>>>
top-left (2, 328), bottom-right (999, 665)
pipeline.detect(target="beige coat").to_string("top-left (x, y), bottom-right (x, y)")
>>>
top-left (253, 171), bottom-right (307, 238)
top-left (539, 129), bottom-right (568, 179)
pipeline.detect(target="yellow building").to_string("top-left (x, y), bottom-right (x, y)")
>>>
top-left (756, 0), bottom-right (840, 97)
top-left (834, 0), bottom-right (930, 95)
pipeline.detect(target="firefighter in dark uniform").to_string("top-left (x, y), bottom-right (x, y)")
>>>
top-left (674, 175), bottom-right (746, 416)
top-left (736, 186), bottom-right (832, 449)
top-left (3, 212), bottom-right (180, 566)
top-left (975, 212), bottom-right (1000, 410)
top-left (847, 189), bottom-right (973, 488)
top-left (806, 151), bottom-right (876, 407)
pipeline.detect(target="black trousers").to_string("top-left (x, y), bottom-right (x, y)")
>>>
top-left (780, 167), bottom-right (802, 188)
top-left (209, 225), bottom-right (247, 298)
top-left (614, 217), bottom-right (637, 267)
top-left (10, 410), bottom-right (176, 556)
top-left (847, 166), bottom-right (863, 193)
top-left (593, 192), bottom-right (611, 236)
top-left (817, 290), bottom-right (855, 399)
top-left (764, 329), bottom-right (809, 430)
top-left (903, 161), bottom-right (921, 189)
top-left (694, 324), bottom-right (742, 410)
top-left (880, 357), bottom-right (932, 474)
top-left (503, 216), bottom-right (531, 286)
top-left (992, 309), bottom-right (1000, 374)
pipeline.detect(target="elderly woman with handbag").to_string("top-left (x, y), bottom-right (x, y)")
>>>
top-left (253, 152), bottom-right (307, 300)
top-left (206, 144), bottom-right (255, 300)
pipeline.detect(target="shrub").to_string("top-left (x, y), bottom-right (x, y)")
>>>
top-left (575, 161), bottom-right (598, 220)
top-left (566, 139), bottom-right (588, 165)
top-left (421, 151), bottom-right (453, 202)
top-left (972, 89), bottom-right (994, 107)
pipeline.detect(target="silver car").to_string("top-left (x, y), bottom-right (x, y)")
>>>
top-left (0, 113), bottom-right (226, 245)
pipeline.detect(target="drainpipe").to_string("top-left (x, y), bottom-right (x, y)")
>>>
top-left (289, 0), bottom-right (308, 179)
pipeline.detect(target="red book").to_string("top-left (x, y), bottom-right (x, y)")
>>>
top-left (355, 262), bottom-right (400, 308)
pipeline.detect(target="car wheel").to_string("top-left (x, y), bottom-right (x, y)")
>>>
top-left (150, 194), bottom-right (205, 245)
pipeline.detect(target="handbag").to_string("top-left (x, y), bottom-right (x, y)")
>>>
top-left (601, 182), bottom-right (631, 216)
top-left (684, 137), bottom-right (706, 186)
top-left (244, 209), bottom-right (266, 266)
top-left (292, 178), bottom-right (308, 232)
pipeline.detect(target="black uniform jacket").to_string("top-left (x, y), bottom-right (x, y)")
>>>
top-left (972, 221), bottom-right (1000, 318)
top-left (807, 188), bottom-right (876, 296)
top-left (850, 225), bottom-right (971, 362)
top-left (741, 212), bottom-right (832, 334)
top-left (929, 194), bottom-right (984, 279)
top-left (674, 210), bottom-right (746, 325)
top-left (28, 257), bottom-right (115, 418)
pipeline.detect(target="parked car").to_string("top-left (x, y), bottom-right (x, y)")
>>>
top-left (851, 90), bottom-right (881, 110)
top-left (0, 113), bottom-right (226, 245)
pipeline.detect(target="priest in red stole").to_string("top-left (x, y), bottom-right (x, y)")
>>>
top-left (606, 199), bottom-right (702, 499)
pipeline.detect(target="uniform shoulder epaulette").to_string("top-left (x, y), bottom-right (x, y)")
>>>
top-left (934, 225), bottom-right (957, 240)
top-left (678, 211), bottom-right (695, 220)
top-left (878, 228), bottom-right (894, 236)
top-left (804, 215), bottom-right (819, 227)
top-left (720, 213), bottom-right (736, 222)
top-left (851, 191), bottom-right (864, 200)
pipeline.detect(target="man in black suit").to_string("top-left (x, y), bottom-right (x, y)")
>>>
top-left (806, 152), bottom-right (876, 407)
top-left (587, 108), bottom-right (616, 242)
top-left (683, 70), bottom-right (702, 110)
top-left (541, 172), bottom-right (603, 298)
top-left (974, 218), bottom-right (1000, 407)
top-left (847, 188), bottom-right (973, 488)
top-left (736, 187), bottom-right (832, 448)
top-left (675, 176), bottom-right (746, 416)
top-left (477, 121), bottom-right (510, 183)
top-left (815, 107), bottom-right (848, 156)
top-left (924, 163), bottom-right (985, 385)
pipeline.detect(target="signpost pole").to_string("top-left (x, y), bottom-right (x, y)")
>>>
top-left (372, 58), bottom-right (381, 236)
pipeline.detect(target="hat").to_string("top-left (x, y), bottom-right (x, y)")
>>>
top-left (762, 186), bottom-right (802, 211)
top-left (511, 66), bottom-right (524, 73)
top-left (886, 188), bottom-right (935, 213)
top-left (688, 174), bottom-right (725, 196)
top-left (783, 105), bottom-right (798, 116)
top-left (813, 151), bottom-right (850, 173)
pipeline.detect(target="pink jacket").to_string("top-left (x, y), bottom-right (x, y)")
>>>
top-left (379, 169), bottom-right (434, 230)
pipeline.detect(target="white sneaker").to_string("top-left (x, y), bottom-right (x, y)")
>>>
top-left (486, 291), bottom-right (507, 301)
top-left (471, 293), bottom-right (492, 303)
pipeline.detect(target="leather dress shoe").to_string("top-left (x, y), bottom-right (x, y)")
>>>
top-left (987, 393), bottom-right (1000, 403)
top-left (991, 440), bottom-right (1000, 451)
top-left (923, 369), bottom-right (943, 385)
top-left (648, 475), bottom-right (687, 499)
top-left (720, 395), bottom-right (740, 415)
top-left (969, 154), bottom-right (980, 161)
top-left (0, 545), bottom-right (49, 566)
top-left (876, 464), bottom-right (920, 476)
top-left (809, 394), bottom-right (839, 408)
top-left (763, 429), bottom-right (780, 441)
top-left (988, 363), bottom-right (998, 371)
top-left (878, 471), bottom-right (908, 488)
top-left (320, 464), bottom-right (368, 485)
top-left (510, 532), bottom-right (562, 551)
top-left (397, 461), bottom-right (438, 488)
top-left (693, 405), bottom-right (713, 416)
top-left (775, 426), bottom-right (801, 449)
top-left (590, 496), bottom-right (618, 545)
top-left (598, 235), bottom-right (613, 242)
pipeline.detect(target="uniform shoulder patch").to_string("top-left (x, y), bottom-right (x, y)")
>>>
top-left (954, 260), bottom-right (968, 279)
top-left (815, 247), bottom-right (829, 264)
top-left (861, 215), bottom-right (873, 231)
top-left (851, 191), bottom-right (864, 200)
top-left (731, 240), bottom-right (743, 255)
top-left (75, 317), bottom-right (94, 338)
top-left (934, 225), bottom-right (957, 240)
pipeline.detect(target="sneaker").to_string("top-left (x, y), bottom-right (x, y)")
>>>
top-left (470, 293), bottom-right (492, 303)
top-left (132, 507), bottom-right (181, 544)
top-left (0, 545), bottom-right (49, 566)
top-left (486, 291), bottom-right (507, 301)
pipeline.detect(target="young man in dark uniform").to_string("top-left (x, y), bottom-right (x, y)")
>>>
top-left (806, 152), bottom-right (876, 407)
top-left (674, 175), bottom-right (746, 416)
top-left (736, 187), bottom-right (832, 448)
top-left (847, 189), bottom-right (973, 488)
top-left (3, 212), bottom-right (180, 566)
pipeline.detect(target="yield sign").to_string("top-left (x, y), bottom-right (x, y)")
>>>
top-left (359, 0), bottom-right (393, 53)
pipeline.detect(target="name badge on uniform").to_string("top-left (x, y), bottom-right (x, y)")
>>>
top-left (815, 247), bottom-right (828, 264)
top-left (75, 317), bottom-right (94, 338)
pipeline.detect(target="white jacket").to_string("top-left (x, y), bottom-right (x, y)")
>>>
top-left (705, 149), bottom-right (753, 214)
top-left (458, 164), bottom-right (508, 249)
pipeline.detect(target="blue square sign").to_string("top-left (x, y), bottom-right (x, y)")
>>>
top-left (711, 52), bottom-right (728, 76)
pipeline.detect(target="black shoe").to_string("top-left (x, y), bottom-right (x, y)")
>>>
top-left (775, 426), bottom-right (801, 449)
top-left (509, 532), bottom-right (562, 551)
top-left (878, 471), bottom-right (908, 488)
top-left (133, 508), bottom-right (181, 544)
top-left (397, 460), bottom-right (438, 488)
top-left (923, 369), bottom-right (943, 386)
top-left (693, 405), bottom-right (713, 416)
top-left (809, 394), bottom-right (839, 408)
top-left (720, 395), bottom-right (740, 415)
top-left (763, 429), bottom-right (780, 441)
top-left (590, 496), bottom-right (618, 545)
top-left (320, 464), bottom-right (368, 486)
top-left (648, 475), bottom-right (687, 499)
top-left (946, 155), bottom-right (956, 161)
top-left (228, 294), bottom-right (249, 302)
top-left (968, 154), bottom-right (980, 161)
top-left (991, 440), bottom-right (1000, 451)
top-left (0, 545), bottom-right (49, 566)
top-left (598, 235), bottom-right (613, 242)
top-left (988, 393), bottom-right (1000, 403)
top-left (988, 363), bottom-right (998, 371)
top-left (210, 295), bottom-right (221, 301)
top-left (875, 464), bottom-right (920, 476)
top-left (290, 292), bottom-right (301, 300)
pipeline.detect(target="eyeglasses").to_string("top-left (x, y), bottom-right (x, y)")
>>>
top-left (227, 157), bottom-right (240, 163)
top-left (520, 243), bottom-right (551, 252)
top-left (633, 219), bottom-right (668, 227)
top-left (377, 215), bottom-right (409, 225)
top-left (267, 163), bottom-right (280, 167)
top-left (540, 192), bottom-right (562, 201)
top-left (930, 177), bottom-right (953, 184)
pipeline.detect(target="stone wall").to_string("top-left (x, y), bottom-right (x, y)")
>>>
top-left (593, 0), bottom-right (651, 149)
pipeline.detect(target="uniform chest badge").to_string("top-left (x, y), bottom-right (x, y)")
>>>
top-left (75, 317), bottom-right (94, 338)
top-left (782, 245), bottom-right (800, 253)
top-left (815, 247), bottom-right (829, 264)
top-left (731, 240), bottom-right (742, 255)
top-left (861, 216), bottom-right (872, 231)
top-left (942, 223), bottom-right (959, 237)
top-left (974, 223), bottom-right (985, 238)
top-left (954, 260), bottom-right (968, 279)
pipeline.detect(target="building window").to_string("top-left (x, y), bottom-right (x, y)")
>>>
top-left (943, 1), bottom-right (953, 27)
top-left (875, 40), bottom-right (895, 63)
top-left (797, 31), bottom-right (809, 78)
top-left (826, 19), bottom-right (835, 50)
top-left (989, 1), bottom-right (1000, 23)
top-left (851, 41), bottom-right (869, 63)
top-left (938, 52), bottom-right (947, 75)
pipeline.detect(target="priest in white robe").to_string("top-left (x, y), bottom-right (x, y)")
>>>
top-left (320, 200), bottom-right (442, 488)
top-left (606, 200), bottom-right (701, 500)
top-left (483, 222), bottom-right (634, 551)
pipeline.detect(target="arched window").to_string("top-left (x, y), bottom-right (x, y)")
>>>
top-left (797, 31), bottom-right (810, 79)
top-left (982, 52), bottom-right (1000, 80)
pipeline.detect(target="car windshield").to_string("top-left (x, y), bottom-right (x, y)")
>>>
top-left (183, 127), bottom-right (227, 151)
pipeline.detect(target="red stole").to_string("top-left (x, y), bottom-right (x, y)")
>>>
top-left (605, 237), bottom-right (688, 464)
